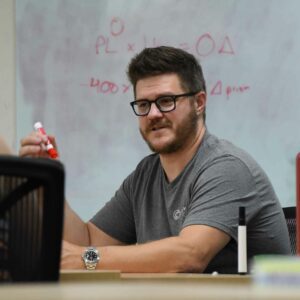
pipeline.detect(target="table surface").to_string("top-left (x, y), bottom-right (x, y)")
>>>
top-left (121, 272), bottom-right (252, 283)
top-left (1, 271), bottom-right (299, 299)
top-left (1, 280), bottom-right (300, 300)
top-left (60, 270), bottom-right (252, 284)
top-left (60, 270), bottom-right (121, 281)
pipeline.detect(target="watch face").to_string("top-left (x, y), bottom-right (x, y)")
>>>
top-left (85, 249), bottom-right (98, 262)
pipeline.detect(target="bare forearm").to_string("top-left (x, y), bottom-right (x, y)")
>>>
top-left (98, 237), bottom-right (205, 273)
top-left (61, 236), bottom-right (204, 272)
top-left (61, 225), bottom-right (230, 272)
top-left (63, 201), bottom-right (90, 246)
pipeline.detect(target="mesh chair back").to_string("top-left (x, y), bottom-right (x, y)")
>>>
top-left (0, 155), bottom-right (64, 282)
top-left (282, 207), bottom-right (297, 255)
top-left (296, 153), bottom-right (300, 254)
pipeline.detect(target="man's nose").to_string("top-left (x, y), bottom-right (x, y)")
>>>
top-left (147, 102), bottom-right (163, 119)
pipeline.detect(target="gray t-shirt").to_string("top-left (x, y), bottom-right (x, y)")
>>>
top-left (91, 131), bottom-right (291, 273)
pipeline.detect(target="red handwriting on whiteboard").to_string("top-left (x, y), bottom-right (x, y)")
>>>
top-left (80, 78), bottom-right (130, 94)
top-left (81, 78), bottom-right (249, 99)
top-left (110, 17), bottom-right (125, 36)
top-left (95, 33), bottom-right (235, 57)
top-left (210, 81), bottom-right (250, 99)
top-left (95, 17), bottom-right (235, 57)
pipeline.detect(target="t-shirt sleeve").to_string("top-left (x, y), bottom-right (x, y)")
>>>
top-left (182, 155), bottom-right (259, 241)
top-left (89, 171), bottom-right (136, 244)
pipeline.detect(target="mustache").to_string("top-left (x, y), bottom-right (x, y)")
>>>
top-left (145, 119), bottom-right (172, 132)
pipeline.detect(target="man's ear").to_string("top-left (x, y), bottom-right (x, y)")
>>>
top-left (194, 91), bottom-right (206, 115)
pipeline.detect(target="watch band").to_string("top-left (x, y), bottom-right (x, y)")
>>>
top-left (85, 261), bottom-right (98, 270)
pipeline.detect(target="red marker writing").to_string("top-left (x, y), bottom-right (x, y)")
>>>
top-left (34, 122), bottom-right (59, 159)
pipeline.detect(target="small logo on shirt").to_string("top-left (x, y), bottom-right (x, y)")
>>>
top-left (173, 207), bottom-right (186, 221)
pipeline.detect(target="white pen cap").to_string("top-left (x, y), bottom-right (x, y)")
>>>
top-left (34, 122), bottom-right (43, 130)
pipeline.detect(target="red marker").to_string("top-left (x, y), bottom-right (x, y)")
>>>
top-left (34, 122), bottom-right (59, 159)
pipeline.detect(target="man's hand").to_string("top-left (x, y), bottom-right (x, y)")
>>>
top-left (19, 131), bottom-right (58, 158)
top-left (60, 240), bottom-right (85, 269)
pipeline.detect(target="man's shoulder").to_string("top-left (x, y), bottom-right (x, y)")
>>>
top-left (138, 152), bottom-right (159, 166)
top-left (201, 131), bottom-right (256, 165)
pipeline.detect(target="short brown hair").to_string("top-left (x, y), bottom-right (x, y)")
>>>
top-left (127, 46), bottom-right (206, 95)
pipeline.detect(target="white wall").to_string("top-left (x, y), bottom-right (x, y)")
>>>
top-left (0, 0), bottom-right (15, 149)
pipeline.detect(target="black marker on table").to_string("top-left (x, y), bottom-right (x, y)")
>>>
top-left (238, 206), bottom-right (247, 274)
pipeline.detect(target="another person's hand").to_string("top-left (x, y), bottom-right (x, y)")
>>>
top-left (0, 136), bottom-right (13, 154)
top-left (19, 131), bottom-right (58, 158)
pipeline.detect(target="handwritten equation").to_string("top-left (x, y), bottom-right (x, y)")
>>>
top-left (80, 17), bottom-right (250, 99)
top-left (95, 17), bottom-right (235, 57)
top-left (81, 78), bottom-right (250, 99)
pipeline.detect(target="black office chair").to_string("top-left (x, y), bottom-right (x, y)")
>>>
top-left (0, 155), bottom-right (65, 282)
top-left (282, 206), bottom-right (297, 255)
top-left (296, 153), bottom-right (300, 254)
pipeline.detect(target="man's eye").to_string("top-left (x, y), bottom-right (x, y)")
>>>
top-left (137, 101), bottom-right (148, 108)
top-left (158, 97), bottom-right (173, 106)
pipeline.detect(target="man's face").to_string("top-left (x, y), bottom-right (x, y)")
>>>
top-left (135, 73), bottom-right (199, 154)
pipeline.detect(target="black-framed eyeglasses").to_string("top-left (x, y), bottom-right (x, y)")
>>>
top-left (130, 91), bottom-right (198, 116)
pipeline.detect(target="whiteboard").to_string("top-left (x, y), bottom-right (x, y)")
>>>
top-left (16, 0), bottom-right (300, 220)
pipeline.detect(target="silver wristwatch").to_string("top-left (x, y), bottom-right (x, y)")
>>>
top-left (82, 247), bottom-right (100, 270)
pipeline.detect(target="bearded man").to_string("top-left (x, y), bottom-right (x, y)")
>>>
top-left (19, 46), bottom-right (290, 274)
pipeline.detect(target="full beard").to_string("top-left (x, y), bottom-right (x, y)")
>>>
top-left (140, 108), bottom-right (199, 154)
